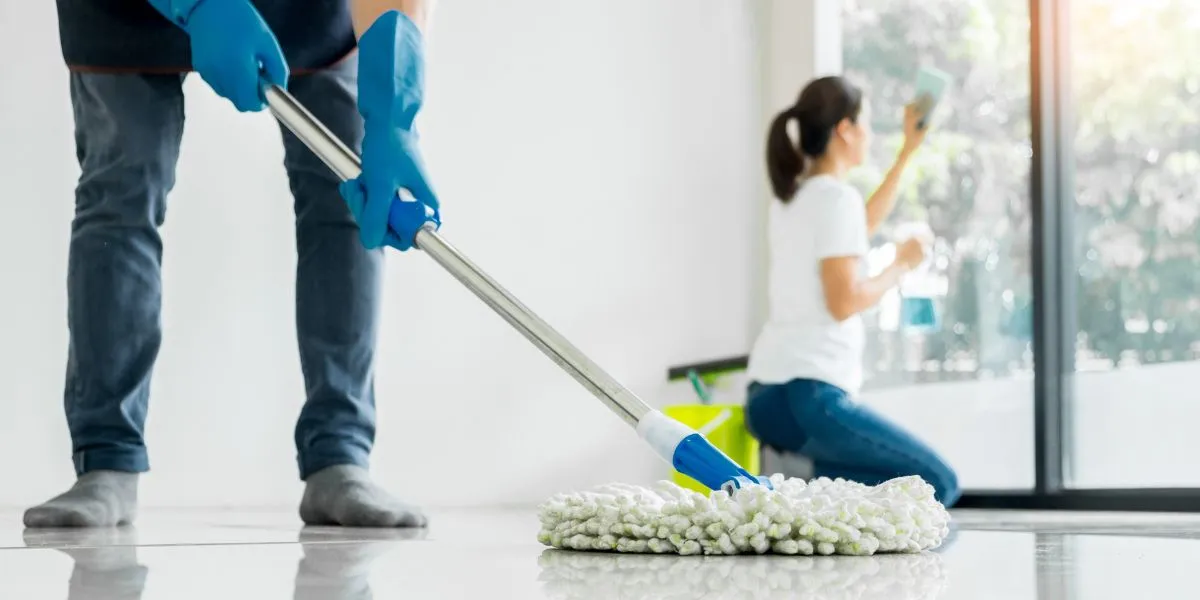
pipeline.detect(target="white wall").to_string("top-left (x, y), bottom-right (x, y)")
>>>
top-left (0, 0), bottom-right (764, 508)
top-left (753, 0), bottom-right (843, 332)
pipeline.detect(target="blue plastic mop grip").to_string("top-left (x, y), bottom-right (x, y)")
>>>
top-left (637, 410), bottom-right (772, 492)
top-left (672, 434), bottom-right (773, 493)
top-left (384, 190), bottom-right (440, 248)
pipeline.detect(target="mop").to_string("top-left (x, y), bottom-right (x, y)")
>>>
top-left (263, 84), bottom-right (950, 557)
top-left (537, 475), bottom-right (949, 556)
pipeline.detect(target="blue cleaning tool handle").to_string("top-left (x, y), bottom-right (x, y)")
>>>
top-left (387, 191), bottom-right (440, 243)
top-left (637, 410), bottom-right (772, 492)
top-left (672, 434), bottom-right (770, 492)
top-left (338, 169), bottom-right (438, 251)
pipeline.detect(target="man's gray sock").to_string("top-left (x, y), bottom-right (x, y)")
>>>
top-left (24, 471), bottom-right (139, 528)
top-left (300, 465), bottom-right (427, 528)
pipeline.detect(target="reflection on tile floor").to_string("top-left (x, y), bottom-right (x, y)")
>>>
top-left (1, 508), bottom-right (1198, 598)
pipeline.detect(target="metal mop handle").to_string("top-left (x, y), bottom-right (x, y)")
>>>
top-left (263, 84), bottom-right (651, 428)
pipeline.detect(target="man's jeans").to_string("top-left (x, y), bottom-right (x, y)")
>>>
top-left (65, 58), bottom-right (380, 479)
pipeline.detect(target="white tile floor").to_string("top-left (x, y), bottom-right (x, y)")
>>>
top-left (2, 508), bottom-right (1199, 598)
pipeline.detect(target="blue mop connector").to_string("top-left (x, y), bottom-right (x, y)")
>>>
top-left (637, 410), bottom-right (774, 493)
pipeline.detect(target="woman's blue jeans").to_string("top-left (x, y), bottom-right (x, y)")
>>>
top-left (746, 379), bottom-right (961, 507)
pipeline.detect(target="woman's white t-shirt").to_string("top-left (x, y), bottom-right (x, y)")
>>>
top-left (747, 175), bottom-right (870, 394)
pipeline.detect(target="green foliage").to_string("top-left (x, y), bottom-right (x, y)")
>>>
top-left (844, 0), bottom-right (1200, 382)
top-left (1070, 0), bottom-right (1200, 364)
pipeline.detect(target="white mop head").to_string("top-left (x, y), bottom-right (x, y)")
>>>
top-left (538, 475), bottom-right (950, 556)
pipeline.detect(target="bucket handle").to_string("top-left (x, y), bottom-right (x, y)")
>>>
top-left (696, 408), bottom-right (733, 437)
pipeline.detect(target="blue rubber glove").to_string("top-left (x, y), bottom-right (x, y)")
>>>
top-left (338, 10), bottom-right (439, 251)
top-left (147, 0), bottom-right (289, 112)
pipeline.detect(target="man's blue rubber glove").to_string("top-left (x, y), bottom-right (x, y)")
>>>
top-left (147, 0), bottom-right (288, 112)
top-left (338, 10), bottom-right (439, 251)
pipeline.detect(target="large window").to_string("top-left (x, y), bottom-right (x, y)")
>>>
top-left (842, 0), bottom-right (1200, 503)
top-left (843, 0), bottom-right (1034, 489)
top-left (1068, 0), bottom-right (1200, 488)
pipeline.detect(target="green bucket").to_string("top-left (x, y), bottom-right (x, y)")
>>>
top-left (662, 404), bottom-right (760, 493)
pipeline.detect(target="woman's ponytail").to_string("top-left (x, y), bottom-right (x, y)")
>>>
top-left (766, 108), bottom-right (805, 202)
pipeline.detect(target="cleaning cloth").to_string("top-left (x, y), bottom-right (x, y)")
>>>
top-left (538, 475), bottom-right (950, 556)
